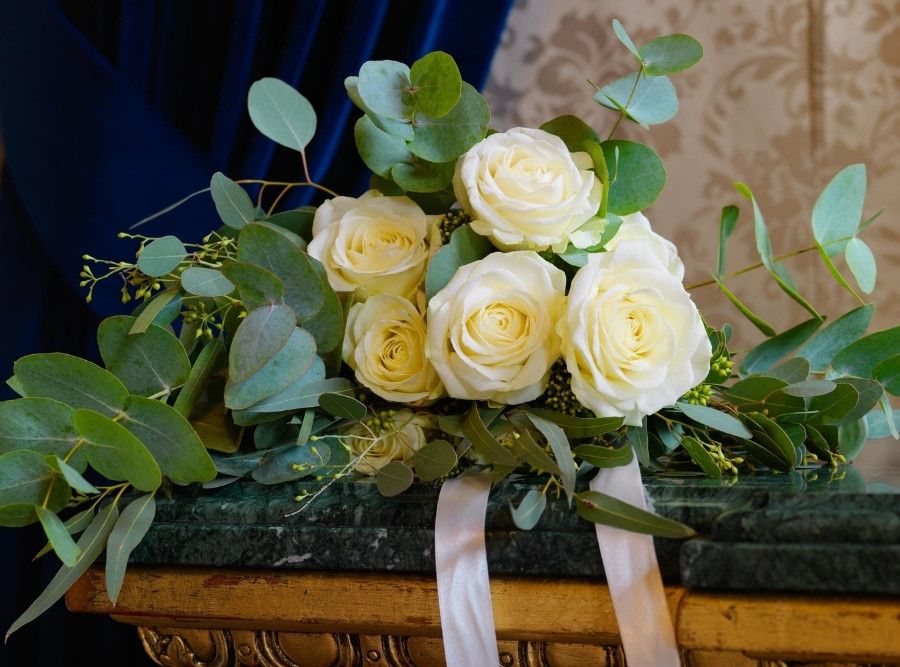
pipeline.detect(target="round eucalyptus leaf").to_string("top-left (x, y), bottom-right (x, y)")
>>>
top-left (136, 236), bottom-right (187, 277)
top-left (375, 461), bottom-right (414, 497)
top-left (0, 450), bottom-right (71, 527)
top-left (595, 73), bottom-right (678, 127)
top-left (409, 51), bottom-right (462, 118)
top-left (601, 140), bottom-right (666, 215)
top-left (812, 164), bottom-right (866, 256)
top-left (845, 237), bottom-right (876, 294)
top-left (639, 34), bottom-right (703, 75)
top-left (248, 77), bottom-right (317, 151)
top-left (357, 60), bottom-right (413, 120)
top-left (407, 83), bottom-right (490, 163)
top-left (355, 116), bottom-right (413, 177)
top-left (181, 267), bottom-right (235, 297)
top-left (413, 440), bottom-right (457, 482)
top-left (210, 172), bottom-right (255, 230)
top-left (228, 303), bottom-right (297, 383)
top-left (74, 409), bottom-right (162, 492)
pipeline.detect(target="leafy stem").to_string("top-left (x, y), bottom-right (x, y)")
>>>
top-left (606, 66), bottom-right (643, 141)
top-left (686, 245), bottom-right (819, 290)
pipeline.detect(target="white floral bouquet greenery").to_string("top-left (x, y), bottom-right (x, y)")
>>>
top-left (2, 21), bottom-right (898, 638)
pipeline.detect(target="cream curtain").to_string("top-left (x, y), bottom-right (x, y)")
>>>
top-left (484, 0), bottom-right (900, 350)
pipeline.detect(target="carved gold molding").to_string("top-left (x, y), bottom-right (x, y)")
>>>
top-left (137, 627), bottom-right (891, 667)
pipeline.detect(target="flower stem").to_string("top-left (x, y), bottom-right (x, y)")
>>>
top-left (685, 245), bottom-right (819, 291)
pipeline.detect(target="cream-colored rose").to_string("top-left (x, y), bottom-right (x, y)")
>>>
top-left (345, 410), bottom-right (428, 475)
top-left (308, 191), bottom-right (434, 300)
top-left (426, 251), bottom-right (566, 404)
top-left (559, 238), bottom-right (711, 426)
top-left (453, 127), bottom-right (602, 252)
top-left (343, 294), bottom-right (443, 405)
top-left (603, 211), bottom-right (684, 280)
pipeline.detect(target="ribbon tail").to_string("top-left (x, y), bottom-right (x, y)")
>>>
top-left (591, 457), bottom-right (681, 667)
top-left (434, 474), bottom-right (497, 667)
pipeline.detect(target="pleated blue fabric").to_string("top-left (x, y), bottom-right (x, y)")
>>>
top-left (0, 2), bottom-right (512, 663)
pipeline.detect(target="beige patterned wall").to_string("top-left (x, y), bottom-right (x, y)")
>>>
top-left (484, 0), bottom-right (900, 351)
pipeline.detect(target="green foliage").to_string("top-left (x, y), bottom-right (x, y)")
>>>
top-left (120, 396), bottom-right (216, 485)
top-left (717, 205), bottom-right (739, 277)
top-left (0, 397), bottom-right (80, 463)
top-left (47, 456), bottom-right (98, 495)
top-left (228, 304), bottom-right (297, 383)
top-left (413, 440), bottom-right (458, 482)
top-left (507, 413), bottom-right (561, 475)
top-left (15, 353), bottom-right (129, 418)
top-left (407, 83), bottom-right (491, 163)
top-left (180, 267), bottom-right (235, 297)
top-left (247, 78), bottom-right (316, 152)
top-left (525, 413), bottom-right (576, 502)
top-left (832, 326), bottom-right (900, 379)
top-left (712, 276), bottom-right (776, 337)
top-left (510, 488), bottom-right (547, 530)
top-left (812, 164), bottom-right (866, 256)
top-left (210, 172), bottom-right (256, 230)
top-left (601, 140), bottom-right (666, 215)
top-left (409, 51), bottom-right (462, 118)
top-left (0, 450), bottom-right (70, 527)
top-left (740, 318), bottom-right (823, 375)
top-left (524, 408), bottom-right (623, 439)
top-left (676, 403), bottom-right (751, 438)
top-left (572, 444), bottom-right (633, 468)
top-left (424, 224), bottom-right (493, 301)
top-left (462, 404), bottom-right (519, 467)
top-left (874, 356), bottom-right (900, 396)
top-left (5, 499), bottom-right (120, 640)
top-left (845, 237), bottom-right (876, 294)
top-left (130, 288), bottom-right (181, 334)
top-left (575, 490), bottom-right (696, 537)
top-left (105, 493), bottom-right (156, 605)
top-left (225, 328), bottom-right (318, 410)
top-left (680, 436), bottom-right (721, 479)
top-left (98, 316), bottom-right (191, 397)
top-left (625, 421), bottom-right (650, 467)
top-left (136, 236), bottom-right (187, 277)
top-left (375, 461), bottom-right (414, 497)
top-left (33, 507), bottom-right (95, 561)
top-left (734, 182), bottom-right (821, 320)
top-left (611, 19), bottom-right (641, 60)
top-left (318, 392), bottom-right (367, 421)
top-left (796, 305), bottom-right (873, 372)
top-left (596, 73), bottom-right (678, 127)
top-left (173, 338), bottom-right (225, 419)
top-left (73, 409), bottom-right (162, 491)
top-left (263, 207), bottom-right (316, 240)
top-left (639, 34), bottom-right (703, 75)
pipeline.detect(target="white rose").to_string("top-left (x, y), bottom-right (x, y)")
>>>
top-left (345, 410), bottom-right (429, 475)
top-left (426, 251), bottom-right (566, 404)
top-left (453, 127), bottom-right (602, 252)
top-left (308, 191), bottom-right (435, 300)
top-left (559, 239), bottom-right (711, 426)
top-left (343, 294), bottom-right (444, 405)
top-left (604, 211), bottom-right (684, 280)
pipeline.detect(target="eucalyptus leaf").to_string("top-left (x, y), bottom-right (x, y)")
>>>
top-left (845, 237), bottom-right (877, 293)
top-left (248, 78), bottom-right (317, 151)
top-left (47, 456), bottom-right (98, 495)
top-left (357, 60), bottom-right (413, 120)
top-left (409, 50), bottom-right (462, 118)
top-left (424, 224), bottom-right (493, 301)
top-left (391, 159), bottom-right (455, 193)
top-left (136, 236), bottom-right (187, 277)
top-left (833, 377), bottom-right (884, 423)
top-left (5, 499), bottom-right (120, 641)
top-left (572, 443), bottom-right (633, 468)
top-left (375, 461), bottom-right (414, 497)
top-left (812, 164), bottom-right (866, 256)
top-left (0, 397), bottom-right (80, 465)
top-left (263, 207), bottom-right (316, 240)
top-left (121, 396), bottom-right (216, 485)
top-left (539, 115), bottom-right (600, 152)
top-left (252, 441), bottom-right (331, 484)
top-left (172, 338), bottom-right (225, 420)
top-left (355, 116), bottom-right (414, 177)
top-left (74, 409), bottom-right (162, 492)
top-left (219, 260), bottom-right (285, 309)
top-left (832, 326), bottom-right (900, 379)
top-left (318, 392), bottom-right (367, 422)
top-left (717, 205), bottom-right (739, 277)
top-left (838, 417), bottom-right (868, 460)
top-left (768, 358), bottom-right (811, 384)
top-left (601, 140), bottom-right (666, 215)
top-left (407, 83), bottom-right (490, 163)
top-left (596, 73), bottom-right (678, 126)
top-left (815, 243), bottom-right (864, 303)
top-left (874, 355), bottom-right (900, 396)
top-left (180, 267), bottom-right (235, 297)
top-left (249, 374), bottom-right (350, 413)
top-left (735, 182), bottom-right (821, 320)
top-left (782, 379), bottom-right (836, 398)
top-left (98, 315), bottom-right (191, 397)
top-left (510, 488), bottom-right (547, 530)
top-left (0, 450), bottom-right (70, 527)
top-left (210, 172), bottom-right (255, 230)
top-left (225, 328), bottom-right (317, 410)
top-left (228, 304), bottom-right (297, 383)
top-left (33, 507), bottom-right (95, 561)
top-left (575, 490), bottom-right (695, 538)
top-left (739, 317), bottom-right (822, 375)
top-left (743, 412), bottom-right (797, 469)
top-left (611, 19), bottom-right (642, 61)
top-left (507, 413), bottom-right (561, 475)
top-left (866, 404), bottom-right (900, 439)
top-left (129, 288), bottom-right (181, 334)
top-left (14, 353), bottom-right (129, 418)
top-left (680, 436), bottom-right (721, 478)
top-left (525, 413), bottom-right (576, 502)
top-left (676, 402), bottom-right (752, 438)
top-left (105, 493), bottom-right (156, 605)
top-left (625, 421), bottom-right (650, 467)
top-left (796, 305), bottom-right (874, 372)
top-left (461, 405), bottom-right (519, 467)
top-left (713, 276), bottom-right (776, 337)
top-left (639, 33), bottom-right (703, 75)
top-left (414, 439), bottom-right (458, 482)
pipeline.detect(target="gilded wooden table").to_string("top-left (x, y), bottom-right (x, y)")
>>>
top-left (66, 471), bottom-right (900, 666)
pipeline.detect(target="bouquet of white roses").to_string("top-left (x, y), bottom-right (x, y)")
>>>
top-left (2, 21), bottom-right (897, 640)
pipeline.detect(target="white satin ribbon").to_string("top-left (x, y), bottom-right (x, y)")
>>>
top-left (590, 456), bottom-right (681, 667)
top-left (434, 474), bottom-right (497, 667)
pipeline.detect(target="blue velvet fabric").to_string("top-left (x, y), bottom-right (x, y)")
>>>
top-left (0, 1), bottom-right (512, 664)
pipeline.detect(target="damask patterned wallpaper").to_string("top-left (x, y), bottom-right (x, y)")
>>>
top-left (485, 0), bottom-right (900, 350)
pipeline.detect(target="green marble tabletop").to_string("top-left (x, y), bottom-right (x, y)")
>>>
top-left (130, 441), bottom-right (900, 596)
